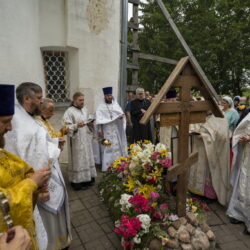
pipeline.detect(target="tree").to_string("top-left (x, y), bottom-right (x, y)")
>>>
top-left (137, 0), bottom-right (250, 95)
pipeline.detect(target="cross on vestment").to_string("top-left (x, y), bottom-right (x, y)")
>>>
top-left (140, 57), bottom-right (223, 217)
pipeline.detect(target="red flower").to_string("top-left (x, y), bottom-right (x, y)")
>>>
top-left (114, 215), bottom-right (141, 240)
top-left (153, 211), bottom-right (162, 220)
top-left (129, 194), bottom-right (150, 212)
top-left (148, 176), bottom-right (156, 184)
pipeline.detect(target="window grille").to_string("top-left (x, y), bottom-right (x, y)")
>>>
top-left (42, 51), bottom-right (69, 103)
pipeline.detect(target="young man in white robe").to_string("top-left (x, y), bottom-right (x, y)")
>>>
top-left (95, 87), bottom-right (127, 171)
top-left (4, 82), bottom-right (72, 250)
top-left (227, 113), bottom-right (250, 233)
top-left (63, 92), bottom-right (97, 191)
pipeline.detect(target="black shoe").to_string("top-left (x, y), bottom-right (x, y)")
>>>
top-left (244, 226), bottom-right (250, 235)
top-left (229, 217), bottom-right (242, 224)
top-left (88, 177), bottom-right (95, 186)
top-left (71, 182), bottom-right (88, 191)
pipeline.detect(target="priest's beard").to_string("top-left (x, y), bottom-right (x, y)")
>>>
top-left (105, 99), bottom-right (112, 104)
top-left (0, 136), bottom-right (5, 148)
top-left (33, 108), bottom-right (41, 116)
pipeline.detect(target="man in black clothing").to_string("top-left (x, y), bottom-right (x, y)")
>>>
top-left (130, 88), bottom-right (152, 142)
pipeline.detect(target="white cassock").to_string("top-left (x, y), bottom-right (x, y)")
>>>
top-left (63, 106), bottom-right (97, 183)
top-left (95, 99), bottom-right (127, 171)
top-left (4, 104), bottom-right (72, 250)
top-left (189, 115), bottom-right (231, 206)
top-left (227, 112), bottom-right (250, 230)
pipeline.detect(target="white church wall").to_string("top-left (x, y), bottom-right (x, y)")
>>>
top-left (0, 0), bottom-right (44, 88)
top-left (0, 0), bottom-right (122, 164)
top-left (39, 0), bottom-right (66, 47)
top-left (66, 0), bottom-right (121, 111)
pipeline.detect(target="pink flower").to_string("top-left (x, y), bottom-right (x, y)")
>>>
top-left (150, 192), bottom-right (160, 201)
top-left (143, 163), bottom-right (152, 171)
top-left (160, 203), bottom-right (169, 213)
top-left (118, 162), bottom-right (129, 171)
top-left (151, 152), bottom-right (160, 160)
top-left (160, 157), bottom-right (172, 168)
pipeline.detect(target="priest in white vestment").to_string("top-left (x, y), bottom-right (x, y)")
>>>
top-left (4, 82), bottom-right (72, 250)
top-left (95, 87), bottom-right (127, 171)
top-left (227, 112), bottom-right (250, 233)
top-left (188, 113), bottom-right (231, 206)
top-left (63, 92), bottom-right (97, 191)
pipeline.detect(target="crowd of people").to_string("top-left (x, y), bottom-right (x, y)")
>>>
top-left (1, 82), bottom-right (250, 250)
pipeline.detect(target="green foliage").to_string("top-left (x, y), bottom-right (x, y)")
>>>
top-left (136, 0), bottom-right (250, 95)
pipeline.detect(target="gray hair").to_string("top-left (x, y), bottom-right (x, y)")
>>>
top-left (41, 98), bottom-right (54, 109)
top-left (16, 82), bottom-right (42, 105)
top-left (136, 87), bottom-right (145, 94)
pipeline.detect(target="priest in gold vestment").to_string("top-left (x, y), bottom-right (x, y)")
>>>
top-left (0, 84), bottom-right (51, 250)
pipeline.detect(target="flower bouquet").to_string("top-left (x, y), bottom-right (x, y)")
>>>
top-left (99, 141), bottom-right (208, 248)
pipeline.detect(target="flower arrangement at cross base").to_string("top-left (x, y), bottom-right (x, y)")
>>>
top-left (99, 141), bottom-right (208, 249)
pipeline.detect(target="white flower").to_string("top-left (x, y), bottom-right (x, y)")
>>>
top-left (155, 143), bottom-right (167, 153)
top-left (115, 220), bottom-right (120, 227)
top-left (144, 143), bottom-right (155, 153)
top-left (131, 144), bottom-right (142, 153)
top-left (119, 193), bottom-right (133, 212)
top-left (137, 214), bottom-right (151, 233)
top-left (157, 184), bottom-right (162, 190)
top-left (133, 235), bottom-right (141, 244)
top-left (100, 189), bottom-right (104, 196)
top-left (169, 214), bottom-right (179, 221)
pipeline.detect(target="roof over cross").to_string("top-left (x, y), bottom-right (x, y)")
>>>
top-left (140, 56), bottom-right (223, 216)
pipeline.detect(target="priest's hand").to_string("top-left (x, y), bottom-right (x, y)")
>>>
top-left (30, 167), bottom-right (51, 188)
top-left (0, 226), bottom-right (32, 250)
top-left (239, 135), bottom-right (250, 144)
top-left (77, 122), bottom-right (85, 128)
top-left (98, 131), bottom-right (104, 139)
top-left (38, 191), bottom-right (50, 203)
top-left (59, 137), bottom-right (65, 151)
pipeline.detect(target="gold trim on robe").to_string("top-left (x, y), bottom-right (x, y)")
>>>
top-left (0, 149), bottom-right (38, 250)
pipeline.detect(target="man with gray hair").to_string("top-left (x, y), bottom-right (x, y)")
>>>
top-left (130, 87), bottom-right (152, 142)
top-left (5, 82), bottom-right (72, 249)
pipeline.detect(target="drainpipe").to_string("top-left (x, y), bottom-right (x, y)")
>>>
top-left (119, 0), bottom-right (128, 109)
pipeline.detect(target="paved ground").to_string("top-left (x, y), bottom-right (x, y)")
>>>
top-left (62, 165), bottom-right (250, 250)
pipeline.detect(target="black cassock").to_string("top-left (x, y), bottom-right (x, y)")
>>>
top-left (130, 98), bottom-right (152, 142)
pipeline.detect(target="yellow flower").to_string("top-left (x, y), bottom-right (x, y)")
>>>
top-left (129, 144), bottom-right (135, 149)
top-left (188, 198), bottom-right (193, 204)
top-left (149, 168), bottom-right (163, 181)
top-left (143, 140), bottom-right (151, 144)
top-left (124, 176), bottom-right (137, 192)
top-left (138, 184), bottom-right (156, 198)
top-left (142, 172), bottom-right (148, 180)
top-left (151, 202), bottom-right (158, 207)
top-left (192, 205), bottom-right (197, 212)
top-left (160, 149), bottom-right (167, 156)
top-left (112, 159), bottom-right (121, 168)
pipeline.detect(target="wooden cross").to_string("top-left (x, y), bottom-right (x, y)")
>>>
top-left (140, 56), bottom-right (223, 217)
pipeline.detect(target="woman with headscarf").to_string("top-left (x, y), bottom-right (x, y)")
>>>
top-left (221, 96), bottom-right (239, 136)
top-left (221, 96), bottom-right (240, 169)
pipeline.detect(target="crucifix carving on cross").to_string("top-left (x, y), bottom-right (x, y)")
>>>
top-left (140, 56), bottom-right (223, 217)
